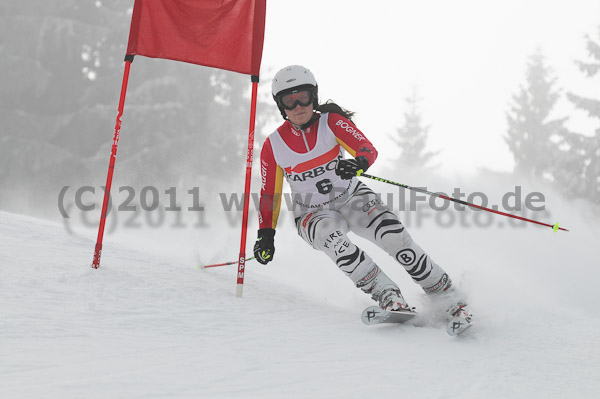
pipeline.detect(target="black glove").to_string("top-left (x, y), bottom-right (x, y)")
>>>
top-left (253, 228), bottom-right (275, 265)
top-left (335, 156), bottom-right (370, 180)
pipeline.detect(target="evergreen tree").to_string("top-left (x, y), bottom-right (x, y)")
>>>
top-left (505, 48), bottom-right (567, 181)
top-left (0, 0), bottom-right (128, 204)
top-left (388, 89), bottom-right (438, 172)
top-left (0, 1), bottom-right (271, 213)
top-left (563, 27), bottom-right (600, 204)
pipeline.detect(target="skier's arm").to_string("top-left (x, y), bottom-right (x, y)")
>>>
top-left (329, 113), bottom-right (378, 166)
top-left (258, 138), bottom-right (284, 230)
top-left (255, 138), bottom-right (281, 265)
top-left (329, 113), bottom-right (378, 179)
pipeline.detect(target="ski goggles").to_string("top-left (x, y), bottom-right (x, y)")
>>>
top-left (277, 88), bottom-right (315, 110)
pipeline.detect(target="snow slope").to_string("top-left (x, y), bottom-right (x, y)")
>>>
top-left (1, 209), bottom-right (599, 398)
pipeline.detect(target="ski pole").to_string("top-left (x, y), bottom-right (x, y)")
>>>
top-left (357, 171), bottom-right (569, 232)
top-left (201, 256), bottom-right (256, 269)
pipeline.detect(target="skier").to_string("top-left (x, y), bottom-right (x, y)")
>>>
top-left (253, 65), bottom-right (471, 331)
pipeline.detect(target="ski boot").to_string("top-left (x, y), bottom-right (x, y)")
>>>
top-left (378, 287), bottom-right (411, 312)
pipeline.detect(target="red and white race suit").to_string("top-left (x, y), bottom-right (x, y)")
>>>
top-left (259, 112), bottom-right (377, 229)
top-left (258, 112), bottom-right (453, 309)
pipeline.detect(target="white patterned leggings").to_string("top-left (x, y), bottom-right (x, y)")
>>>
top-left (296, 182), bottom-right (452, 305)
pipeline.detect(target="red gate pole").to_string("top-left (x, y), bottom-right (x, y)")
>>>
top-left (92, 56), bottom-right (134, 269)
top-left (236, 75), bottom-right (259, 297)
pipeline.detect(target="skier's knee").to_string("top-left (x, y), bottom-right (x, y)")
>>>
top-left (311, 217), bottom-right (348, 250)
top-left (383, 230), bottom-right (416, 258)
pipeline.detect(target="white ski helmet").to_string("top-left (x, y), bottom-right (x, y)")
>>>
top-left (271, 65), bottom-right (317, 97)
top-left (272, 65), bottom-right (319, 118)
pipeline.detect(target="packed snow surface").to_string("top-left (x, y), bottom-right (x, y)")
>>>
top-left (1, 210), bottom-right (599, 398)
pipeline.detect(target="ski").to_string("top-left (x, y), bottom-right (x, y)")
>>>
top-left (361, 305), bottom-right (418, 325)
top-left (362, 302), bottom-right (474, 336)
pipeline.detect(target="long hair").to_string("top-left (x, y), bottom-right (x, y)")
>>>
top-left (317, 100), bottom-right (355, 123)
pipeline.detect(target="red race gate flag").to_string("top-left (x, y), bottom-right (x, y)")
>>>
top-left (93, 0), bottom-right (266, 299)
top-left (126, 0), bottom-right (265, 75)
